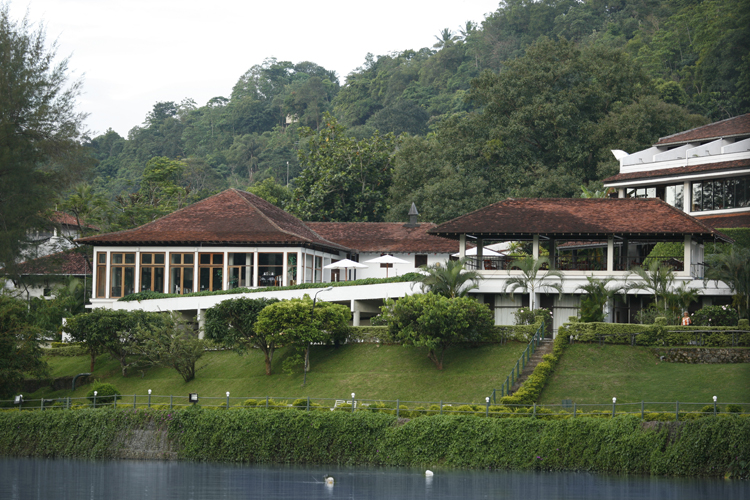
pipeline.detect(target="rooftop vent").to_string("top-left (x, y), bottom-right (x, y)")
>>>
top-left (403, 202), bottom-right (420, 228)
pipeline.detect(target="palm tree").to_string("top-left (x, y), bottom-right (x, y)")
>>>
top-left (669, 282), bottom-right (701, 315)
top-left (415, 258), bottom-right (482, 298)
top-left (433, 28), bottom-right (458, 49)
top-left (627, 260), bottom-right (675, 311)
top-left (575, 276), bottom-right (625, 322)
top-left (705, 247), bottom-right (750, 318)
top-left (503, 257), bottom-right (564, 310)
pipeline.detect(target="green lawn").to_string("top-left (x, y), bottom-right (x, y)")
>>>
top-left (538, 344), bottom-right (750, 409)
top-left (30, 341), bottom-right (528, 405)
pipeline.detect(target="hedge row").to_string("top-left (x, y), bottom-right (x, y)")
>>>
top-left (560, 321), bottom-right (750, 347)
top-left (118, 273), bottom-right (423, 302)
top-left (499, 333), bottom-right (568, 406)
top-left (346, 324), bottom-right (539, 344)
top-left (1, 409), bottom-right (748, 478)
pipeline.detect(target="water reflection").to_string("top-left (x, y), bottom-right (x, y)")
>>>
top-left (1, 457), bottom-right (746, 500)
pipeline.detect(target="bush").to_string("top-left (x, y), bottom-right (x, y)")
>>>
top-left (726, 404), bottom-right (743, 414)
top-left (514, 307), bottom-right (553, 335)
top-left (86, 383), bottom-right (120, 405)
top-left (701, 405), bottom-right (719, 414)
top-left (692, 305), bottom-right (739, 327)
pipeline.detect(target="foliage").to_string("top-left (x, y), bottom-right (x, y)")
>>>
top-left (705, 247), bottom-right (750, 319)
top-left (691, 305), bottom-right (739, 327)
top-left (118, 272), bottom-right (423, 301)
top-left (289, 114), bottom-right (399, 222)
top-left (86, 382), bottom-right (121, 405)
top-left (0, 295), bottom-right (49, 397)
top-left (503, 257), bottom-right (564, 310)
top-left (131, 313), bottom-right (205, 382)
top-left (0, 5), bottom-right (92, 272)
top-left (387, 294), bottom-right (494, 370)
top-left (500, 333), bottom-right (567, 406)
top-left (63, 309), bottom-right (171, 376)
top-left (627, 261), bottom-right (676, 312)
top-left (246, 177), bottom-right (291, 209)
top-left (254, 295), bottom-right (351, 375)
top-left (635, 305), bottom-right (679, 326)
top-left (561, 322), bottom-right (750, 348)
top-left (576, 277), bottom-right (626, 323)
top-left (204, 297), bottom-right (279, 375)
top-left (414, 258), bottom-right (481, 298)
top-left (513, 307), bottom-right (552, 336)
top-left (4, 409), bottom-right (749, 478)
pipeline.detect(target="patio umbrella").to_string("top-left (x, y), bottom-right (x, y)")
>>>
top-left (365, 255), bottom-right (409, 278)
top-left (323, 258), bottom-right (367, 281)
top-left (451, 247), bottom-right (503, 258)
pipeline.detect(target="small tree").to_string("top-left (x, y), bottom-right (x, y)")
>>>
top-left (503, 257), bottom-right (563, 310)
top-left (627, 261), bottom-right (675, 312)
top-left (65, 309), bottom-right (170, 376)
top-left (255, 296), bottom-right (350, 375)
top-left (132, 313), bottom-right (204, 382)
top-left (415, 258), bottom-right (482, 298)
top-left (705, 247), bottom-right (750, 319)
top-left (387, 294), bottom-right (494, 370)
top-left (576, 277), bottom-right (625, 323)
top-left (204, 297), bottom-right (279, 375)
top-left (0, 295), bottom-right (49, 397)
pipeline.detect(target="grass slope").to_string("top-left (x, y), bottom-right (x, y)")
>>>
top-left (538, 344), bottom-right (750, 407)
top-left (32, 342), bottom-right (528, 404)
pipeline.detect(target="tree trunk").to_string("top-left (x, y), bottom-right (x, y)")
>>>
top-left (89, 351), bottom-right (96, 372)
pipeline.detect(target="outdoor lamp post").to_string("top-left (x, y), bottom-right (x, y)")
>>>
top-left (148, 389), bottom-right (152, 408)
top-left (486, 396), bottom-right (490, 416)
top-left (304, 286), bottom-right (333, 386)
top-left (351, 393), bottom-right (356, 413)
top-left (226, 392), bottom-right (230, 408)
top-left (189, 393), bottom-right (198, 406)
top-left (93, 391), bottom-right (98, 409)
top-left (14, 395), bottom-right (23, 411)
top-left (713, 395), bottom-right (717, 415)
top-left (612, 397), bottom-right (616, 417)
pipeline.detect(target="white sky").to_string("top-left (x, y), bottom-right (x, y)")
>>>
top-left (10, 0), bottom-right (500, 137)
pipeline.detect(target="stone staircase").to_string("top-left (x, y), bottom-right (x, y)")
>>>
top-left (509, 339), bottom-right (554, 394)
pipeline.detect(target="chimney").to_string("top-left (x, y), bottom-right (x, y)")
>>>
top-left (403, 202), bottom-right (420, 228)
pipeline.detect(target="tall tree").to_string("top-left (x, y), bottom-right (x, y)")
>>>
top-left (0, 5), bottom-right (92, 271)
top-left (0, 295), bottom-right (49, 397)
top-left (289, 114), bottom-right (398, 222)
top-left (503, 257), bottom-right (564, 310)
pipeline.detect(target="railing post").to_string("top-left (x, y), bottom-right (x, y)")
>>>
top-left (265, 396), bottom-right (269, 409)
top-left (170, 395), bottom-right (173, 411)
top-left (133, 395), bottom-right (136, 409)
top-left (396, 399), bottom-right (400, 418)
top-left (641, 401), bottom-right (644, 420)
top-left (440, 401), bottom-right (443, 415)
top-left (676, 401), bottom-right (679, 421)
top-left (66, 397), bottom-right (70, 410)
top-left (533, 403), bottom-right (536, 418)
top-left (114, 396), bottom-right (117, 410)
top-left (306, 397), bottom-right (310, 411)
top-left (573, 403), bottom-right (576, 418)
top-left (41, 398), bottom-right (44, 411)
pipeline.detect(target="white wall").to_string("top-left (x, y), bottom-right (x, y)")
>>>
top-left (353, 252), bottom-right (451, 280)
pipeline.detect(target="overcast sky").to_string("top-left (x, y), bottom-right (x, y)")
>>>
top-left (10, 0), bottom-right (500, 138)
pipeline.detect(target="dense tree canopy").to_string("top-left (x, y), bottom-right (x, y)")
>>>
top-left (0, 5), bottom-right (91, 270)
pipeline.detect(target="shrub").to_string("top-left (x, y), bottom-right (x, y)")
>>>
top-left (243, 399), bottom-right (260, 407)
top-left (514, 307), bottom-right (553, 335)
top-left (726, 404), bottom-right (743, 414)
top-left (692, 305), bottom-right (739, 327)
top-left (86, 383), bottom-right (120, 405)
top-left (701, 405), bottom-right (719, 414)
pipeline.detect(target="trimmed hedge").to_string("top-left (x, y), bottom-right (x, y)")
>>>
top-left (119, 273), bottom-right (423, 302)
top-left (499, 333), bottom-right (568, 406)
top-left (1, 409), bottom-right (748, 478)
top-left (560, 322), bottom-right (750, 347)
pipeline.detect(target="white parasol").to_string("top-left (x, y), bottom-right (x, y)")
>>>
top-left (323, 258), bottom-right (367, 281)
top-left (365, 255), bottom-right (409, 278)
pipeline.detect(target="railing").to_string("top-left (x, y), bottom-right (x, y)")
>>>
top-left (490, 323), bottom-right (545, 404)
top-left (465, 255), bottom-right (687, 272)
top-left (2, 394), bottom-right (746, 421)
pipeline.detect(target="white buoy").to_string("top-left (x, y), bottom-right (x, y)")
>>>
top-left (425, 470), bottom-right (434, 477)
top-left (324, 475), bottom-right (334, 486)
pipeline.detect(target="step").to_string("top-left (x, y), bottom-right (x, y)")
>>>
top-left (509, 339), bottom-right (554, 394)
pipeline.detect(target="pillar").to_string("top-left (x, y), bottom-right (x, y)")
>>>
top-left (459, 234), bottom-right (466, 258)
top-left (607, 236), bottom-right (614, 272)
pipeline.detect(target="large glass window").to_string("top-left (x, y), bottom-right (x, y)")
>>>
top-left (199, 253), bottom-right (224, 292)
top-left (228, 252), bottom-right (253, 289)
top-left (96, 252), bottom-right (107, 298)
top-left (314, 256), bottom-right (323, 283)
top-left (287, 253), bottom-right (298, 285)
top-left (110, 253), bottom-right (135, 298)
top-left (304, 254), bottom-right (313, 283)
top-left (140, 253), bottom-right (165, 292)
top-left (691, 175), bottom-right (750, 211)
top-left (258, 253), bottom-right (283, 286)
top-left (170, 253), bottom-right (194, 294)
top-left (665, 185), bottom-right (683, 210)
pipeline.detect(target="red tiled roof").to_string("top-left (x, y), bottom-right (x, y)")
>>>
top-left (603, 158), bottom-right (750, 184)
top-left (307, 222), bottom-right (460, 253)
top-left (695, 212), bottom-right (750, 229)
top-left (50, 211), bottom-right (100, 231)
top-left (16, 250), bottom-right (91, 276)
top-left (429, 198), bottom-right (727, 240)
top-left (76, 189), bottom-right (349, 252)
top-left (656, 114), bottom-right (750, 145)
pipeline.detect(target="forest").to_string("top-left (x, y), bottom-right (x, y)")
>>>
top-left (52, 0), bottom-right (750, 228)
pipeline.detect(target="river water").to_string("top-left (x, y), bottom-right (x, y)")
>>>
top-left (1, 457), bottom-right (746, 499)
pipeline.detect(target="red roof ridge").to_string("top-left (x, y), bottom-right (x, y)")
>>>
top-left (656, 113), bottom-right (750, 145)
